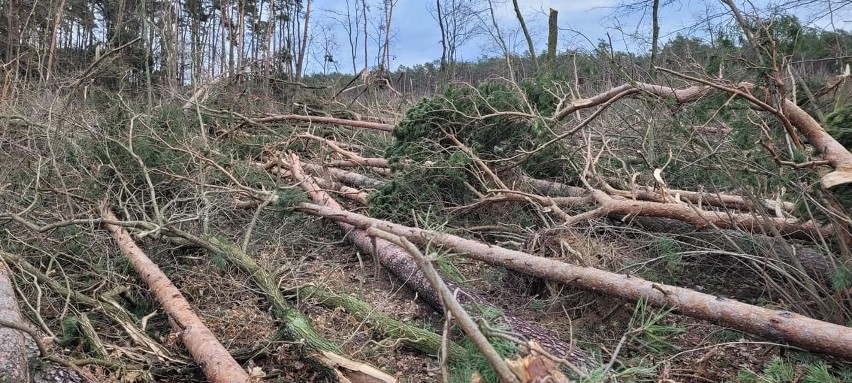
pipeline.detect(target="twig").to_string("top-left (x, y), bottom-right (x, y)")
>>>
top-left (242, 194), bottom-right (274, 252)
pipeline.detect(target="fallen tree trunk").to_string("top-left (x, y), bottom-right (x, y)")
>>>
top-left (284, 161), bottom-right (826, 239)
top-left (585, 190), bottom-right (832, 240)
top-left (253, 114), bottom-right (394, 132)
top-left (522, 175), bottom-right (795, 213)
top-left (100, 208), bottom-right (250, 383)
top-left (0, 259), bottom-right (29, 383)
top-left (292, 202), bottom-right (852, 360)
top-left (287, 153), bottom-right (596, 372)
top-left (302, 163), bottom-right (386, 189)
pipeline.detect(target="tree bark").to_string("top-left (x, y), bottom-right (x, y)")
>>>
top-left (0, 259), bottom-right (29, 383)
top-left (101, 208), bottom-right (250, 383)
top-left (292, 202), bottom-right (852, 360)
top-left (436, 0), bottom-right (448, 78)
top-left (295, 0), bottom-right (312, 80)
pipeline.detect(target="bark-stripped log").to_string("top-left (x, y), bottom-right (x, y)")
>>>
top-left (296, 163), bottom-right (386, 189)
top-left (287, 153), bottom-right (596, 371)
top-left (0, 259), bottom-right (29, 383)
top-left (293, 202), bottom-right (852, 360)
top-left (100, 208), bottom-right (251, 383)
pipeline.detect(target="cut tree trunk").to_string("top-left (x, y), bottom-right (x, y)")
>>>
top-left (101, 207), bottom-right (251, 383)
top-left (0, 259), bottom-right (29, 383)
top-left (287, 153), bottom-right (596, 372)
top-left (293, 202), bottom-right (852, 360)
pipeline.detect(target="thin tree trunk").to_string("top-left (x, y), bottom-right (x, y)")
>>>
top-left (512, 0), bottom-right (538, 71)
top-left (294, 202), bottom-right (852, 360)
top-left (382, 0), bottom-right (393, 69)
top-left (437, 0), bottom-right (448, 78)
top-left (649, 0), bottom-right (660, 72)
top-left (101, 208), bottom-right (251, 383)
top-left (296, 0), bottom-right (312, 80)
top-left (251, 113), bottom-right (394, 131)
top-left (45, 0), bottom-right (66, 82)
top-left (141, 0), bottom-right (153, 109)
top-left (237, 0), bottom-right (245, 70)
top-left (265, 0), bottom-right (275, 82)
top-left (362, 0), bottom-right (368, 70)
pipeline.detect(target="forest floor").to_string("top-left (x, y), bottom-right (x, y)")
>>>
top-left (2, 82), bottom-right (851, 383)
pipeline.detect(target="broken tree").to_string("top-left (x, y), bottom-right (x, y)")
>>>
top-left (293, 202), bottom-right (852, 360)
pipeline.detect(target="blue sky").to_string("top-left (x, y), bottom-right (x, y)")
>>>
top-left (308, 0), bottom-right (852, 74)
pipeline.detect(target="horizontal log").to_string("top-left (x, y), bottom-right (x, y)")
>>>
top-left (254, 114), bottom-right (394, 132)
top-left (294, 202), bottom-right (852, 360)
